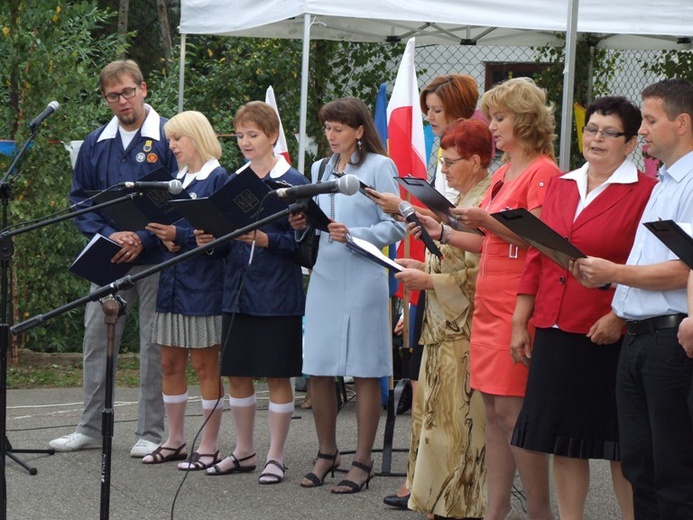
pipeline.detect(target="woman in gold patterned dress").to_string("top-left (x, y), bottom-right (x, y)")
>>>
top-left (395, 118), bottom-right (492, 519)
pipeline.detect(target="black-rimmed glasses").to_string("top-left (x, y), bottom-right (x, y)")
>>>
top-left (583, 125), bottom-right (626, 140)
top-left (104, 86), bottom-right (139, 103)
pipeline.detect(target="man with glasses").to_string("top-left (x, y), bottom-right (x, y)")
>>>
top-left (573, 79), bottom-right (693, 519)
top-left (50, 60), bottom-right (177, 457)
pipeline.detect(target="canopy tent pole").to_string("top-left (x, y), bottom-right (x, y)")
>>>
top-left (177, 34), bottom-right (187, 113)
top-left (559, 0), bottom-right (579, 171)
top-left (298, 14), bottom-right (311, 174)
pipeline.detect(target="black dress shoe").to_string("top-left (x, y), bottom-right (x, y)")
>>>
top-left (383, 493), bottom-right (410, 509)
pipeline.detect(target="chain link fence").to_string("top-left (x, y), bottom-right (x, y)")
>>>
top-left (378, 43), bottom-right (668, 171)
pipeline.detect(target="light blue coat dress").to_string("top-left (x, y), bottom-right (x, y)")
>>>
top-left (303, 152), bottom-right (406, 378)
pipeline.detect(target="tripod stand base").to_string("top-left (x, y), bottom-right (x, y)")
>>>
top-left (5, 437), bottom-right (54, 476)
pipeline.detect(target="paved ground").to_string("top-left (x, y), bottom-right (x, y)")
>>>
top-left (3, 384), bottom-right (623, 520)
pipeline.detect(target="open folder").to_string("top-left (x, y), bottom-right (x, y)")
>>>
top-left (395, 176), bottom-right (483, 235)
top-left (644, 220), bottom-right (693, 269)
top-left (169, 169), bottom-right (331, 237)
top-left (345, 235), bottom-right (403, 272)
top-left (69, 234), bottom-right (132, 286)
top-left (88, 166), bottom-right (190, 231)
top-left (491, 208), bottom-right (586, 269)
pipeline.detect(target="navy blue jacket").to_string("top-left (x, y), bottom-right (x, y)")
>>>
top-left (70, 106), bottom-right (179, 265)
top-left (223, 160), bottom-right (308, 316)
top-left (155, 163), bottom-right (229, 316)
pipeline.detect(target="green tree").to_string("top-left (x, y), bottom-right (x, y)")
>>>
top-left (645, 49), bottom-right (693, 82)
top-left (533, 34), bottom-right (621, 169)
top-left (0, 1), bottom-right (124, 353)
top-left (149, 36), bottom-right (402, 170)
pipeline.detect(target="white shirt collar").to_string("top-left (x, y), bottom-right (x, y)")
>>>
top-left (96, 104), bottom-right (162, 142)
top-left (561, 158), bottom-right (638, 185)
top-left (235, 155), bottom-right (291, 179)
top-left (176, 158), bottom-right (221, 181)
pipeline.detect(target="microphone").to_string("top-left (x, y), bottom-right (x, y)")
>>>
top-left (122, 179), bottom-right (184, 194)
top-left (29, 101), bottom-right (60, 129)
top-left (398, 201), bottom-right (444, 260)
top-left (273, 174), bottom-right (360, 199)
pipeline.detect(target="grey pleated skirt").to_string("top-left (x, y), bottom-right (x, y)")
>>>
top-left (152, 312), bottom-right (222, 349)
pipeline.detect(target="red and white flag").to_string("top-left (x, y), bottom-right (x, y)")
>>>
top-left (387, 37), bottom-right (426, 305)
top-left (265, 86), bottom-right (291, 164)
top-left (387, 37), bottom-right (427, 182)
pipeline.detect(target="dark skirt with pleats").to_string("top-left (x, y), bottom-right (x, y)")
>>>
top-left (511, 327), bottom-right (622, 460)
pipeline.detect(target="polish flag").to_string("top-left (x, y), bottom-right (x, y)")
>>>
top-left (387, 37), bottom-right (427, 304)
top-left (265, 86), bottom-right (291, 164)
top-left (387, 37), bottom-right (427, 183)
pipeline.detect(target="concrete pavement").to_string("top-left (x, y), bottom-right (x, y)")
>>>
top-left (3, 384), bottom-right (623, 519)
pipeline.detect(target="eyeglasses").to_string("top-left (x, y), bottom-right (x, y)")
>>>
top-left (104, 86), bottom-right (139, 103)
top-left (439, 156), bottom-right (464, 168)
top-left (583, 125), bottom-right (626, 140)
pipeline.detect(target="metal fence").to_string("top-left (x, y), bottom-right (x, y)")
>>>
top-left (378, 43), bottom-right (667, 171)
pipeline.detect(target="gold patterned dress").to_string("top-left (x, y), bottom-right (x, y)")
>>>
top-left (407, 177), bottom-right (489, 519)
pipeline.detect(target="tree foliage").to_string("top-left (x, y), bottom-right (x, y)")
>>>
top-left (533, 34), bottom-right (621, 169)
top-left (148, 36), bottom-right (401, 170)
top-left (0, 1), bottom-right (125, 352)
top-left (645, 49), bottom-right (693, 82)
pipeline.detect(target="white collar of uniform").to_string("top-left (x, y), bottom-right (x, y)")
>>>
top-left (234, 155), bottom-right (291, 179)
top-left (96, 104), bottom-right (162, 143)
top-left (176, 158), bottom-right (221, 181)
top-left (560, 159), bottom-right (639, 185)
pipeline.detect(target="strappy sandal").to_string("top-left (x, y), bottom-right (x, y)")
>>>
top-left (141, 443), bottom-right (187, 465)
top-left (331, 460), bottom-right (374, 494)
top-left (206, 453), bottom-right (257, 476)
top-left (258, 459), bottom-right (287, 485)
top-left (300, 450), bottom-right (340, 488)
top-left (177, 450), bottom-right (220, 471)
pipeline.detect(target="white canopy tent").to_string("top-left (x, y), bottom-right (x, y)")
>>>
top-left (179, 0), bottom-right (693, 171)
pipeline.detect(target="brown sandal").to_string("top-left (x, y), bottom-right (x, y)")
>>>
top-left (177, 450), bottom-right (221, 471)
top-left (141, 444), bottom-right (187, 465)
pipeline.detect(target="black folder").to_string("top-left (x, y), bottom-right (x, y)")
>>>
top-left (395, 176), bottom-right (483, 235)
top-left (88, 167), bottom-right (190, 231)
top-left (168, 169), bottom-right (290, 237)
top-left (644, 220), bottom-right (693, 269)
top-left (491, 208), bottom-right (586, 269)
top-left (68, 234), bottom-right (132, 286)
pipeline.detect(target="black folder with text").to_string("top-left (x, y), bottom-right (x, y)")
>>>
top-left (168, 169), bottom-right (292, 237)
top-left (491, 208), bottom-right (586, 269)
top-left (644, 220), bottom-right (693, 269)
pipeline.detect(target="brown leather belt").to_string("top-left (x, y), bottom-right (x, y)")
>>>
top-left (625, 313), bottom-right (686, 336)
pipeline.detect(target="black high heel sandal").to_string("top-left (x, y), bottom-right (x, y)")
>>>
top-left (300, 450), bottom-right (340, 488)
top-left (331, 460), bottom-right (374, 494)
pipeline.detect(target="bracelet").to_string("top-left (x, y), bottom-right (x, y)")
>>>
top-left (440, 225), bottom-right (451, 245)
top-left (438, 225), bottom-right (445, 241)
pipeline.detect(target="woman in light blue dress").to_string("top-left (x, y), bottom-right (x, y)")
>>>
top-left (290, 97), bottom-right (405, 494)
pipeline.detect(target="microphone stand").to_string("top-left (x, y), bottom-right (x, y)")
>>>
top-left (11, 200), bottom-right (309, 520)
top-left (0, 122), bottom-right (57, 518)
top-left (0, 183), bottom-right (159, 520)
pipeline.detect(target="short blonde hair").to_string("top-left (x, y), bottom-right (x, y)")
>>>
top-left (481, 77), bottom-right (556, 160)
top-left (164, 111), bottom-right (222, 162)
top-left (98, 60), bottom-right (144, 93)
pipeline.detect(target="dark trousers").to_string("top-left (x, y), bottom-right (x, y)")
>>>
top-left (616, 328), bottom-right (693, 520)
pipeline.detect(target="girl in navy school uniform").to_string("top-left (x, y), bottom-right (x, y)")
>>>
top-left (142, 110), bottom-right (228, 470)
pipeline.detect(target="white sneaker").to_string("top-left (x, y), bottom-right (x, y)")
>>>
top-left (130, 438), bottom-right (159, 458)
top-left (49, 432), bottom-right (101, 452)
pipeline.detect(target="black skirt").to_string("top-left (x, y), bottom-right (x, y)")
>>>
top-left (511, 327), bottom-right (622, 460)
top-left (220, 313), bottom-right (302, 378)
